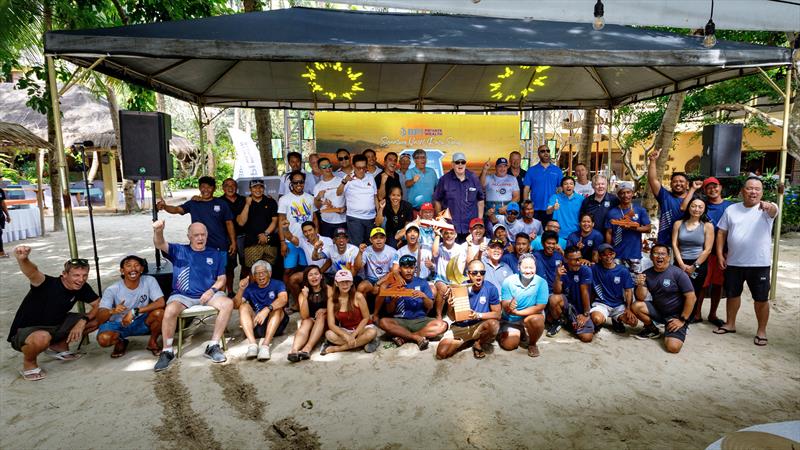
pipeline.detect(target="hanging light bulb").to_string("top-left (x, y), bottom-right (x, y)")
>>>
top-left (703, 19), bottom-right (716, 48)
top-left (593, 0), bottom-right (605, 30)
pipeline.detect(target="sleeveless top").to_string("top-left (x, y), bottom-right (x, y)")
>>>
top-left (678, 221), bottom-right (705, 260)
top-left (335, 304), bottom-right (366, 330)
top-left (306, 288), bottom-right (326, 317)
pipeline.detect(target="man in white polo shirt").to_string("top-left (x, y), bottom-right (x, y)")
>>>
top-left (337, 154), bottom-right (379, 246)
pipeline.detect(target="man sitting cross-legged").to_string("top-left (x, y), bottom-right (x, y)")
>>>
top-left (436, 260), bottom-right (501, 360)
top-left (378, 255), bottom-right (448, 351)
top-left (8, 246), bottom-right (101, 381)
top-left (498, 253), bottom-right (548, 357)
top-left (152, 220), bottom-right (233, 372)
top-left (234, 260), bottom-right (289, 361)
top-left (95, 255), bottom-right (165, 358)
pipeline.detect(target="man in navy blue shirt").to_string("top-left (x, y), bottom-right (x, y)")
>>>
top-left (433, 152), bottom-right (485, 242)
top-left (233, 260), bottom-right (288, 361)
top-left (579, 175), bottom-right (618, 236)
top-left (546, 246), bottom-right (594, 341)
top-left (501, 233), bottom-right (531, 272)
top-left (604, 183), bottom-right (651, 275)
top-left (436, 260), bottom-right (501, 359)
top-left (523, 144), bottom-right (563, 226)
top-left (647, 148), bottom-right (689, 245)
top-left (533, 231), bottom-right (564, 293)
top-left (590, 244), bottom-right (638, 333)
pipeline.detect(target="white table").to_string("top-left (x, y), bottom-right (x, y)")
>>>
top-left (2, 207), bottom-right (42, 244)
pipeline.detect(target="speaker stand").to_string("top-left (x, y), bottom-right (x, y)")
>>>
top-left (151, 180), bottom-right (162, 271)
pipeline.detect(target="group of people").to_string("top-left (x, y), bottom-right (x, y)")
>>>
top-left (7, 145), bottom-right (779, 380)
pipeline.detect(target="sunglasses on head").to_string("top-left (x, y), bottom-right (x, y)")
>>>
top-left (338, 156), bottom-right (350, 161)
top-left (454, 160), bottom-right (467, 165)
top-left (67, 258), bottom-right (89, 267)
top-left (468, 270), bottom-right (486, 276)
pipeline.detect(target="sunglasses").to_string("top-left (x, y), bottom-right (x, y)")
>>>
top-left (468, 270), bottom-right (486, 276)
top-left (454, 160), bottom-right (467, 165)
top-left (338, 156), bottom-right (350, 161)
top-left (67, 258), bottom-right (89, 267)
top-left (319, 163), bottom-right (332, 169)
top-left (538, 149), bottom-right (549, 154)
top-left (291, 180), bottom-right (305, 185)
top-left (506, 210), bottom-right (519, 215)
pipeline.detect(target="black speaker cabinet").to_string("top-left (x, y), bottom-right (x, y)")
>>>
top-left (119, 111), bottom-right (173, 180)
top-left (701, 124), bottom-right (742, 178)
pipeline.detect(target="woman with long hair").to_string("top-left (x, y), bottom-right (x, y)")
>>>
top-left (376, 185), bottom-right (414, 248)
top-left (671, 197), bottom-right (714, 323)
top-left (287, 266), bottom-right (331, 362)
top-left (321, 270), bottom-right (379, 355)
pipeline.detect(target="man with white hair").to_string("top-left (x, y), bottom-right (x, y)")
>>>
top-left (579, 174), bottom-right (619, 236)
top-left (152, 220), bottom-right (233, 372)
top-left (234, 260), bottom-right (289, 361)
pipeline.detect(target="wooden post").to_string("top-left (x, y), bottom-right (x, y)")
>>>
top-left (101, 151), bottom-right (118, 210)
top-left (37, 148), bottom-right (46, 237)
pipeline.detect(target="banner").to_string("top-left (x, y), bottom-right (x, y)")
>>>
top-left (229, 127), bottom-right (264, 179)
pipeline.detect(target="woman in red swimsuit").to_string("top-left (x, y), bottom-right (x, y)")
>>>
top-left (321, 270), bottom-right (379, 355)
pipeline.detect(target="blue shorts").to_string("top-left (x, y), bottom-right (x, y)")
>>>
top-left (97, 313), bottom-right (152, 339)
top-left (284, 241), bottom-right (306, 269)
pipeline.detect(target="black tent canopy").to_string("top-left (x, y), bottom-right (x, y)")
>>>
top-left (44, 7), bottom-right (792, 111)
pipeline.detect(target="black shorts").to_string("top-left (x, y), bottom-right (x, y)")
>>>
top-left (9, 313), bottom-right (83, 352)
top-left (253, 309), bottom-right (290, 339)
top-left (645, 302), bottom-right (688, 342)
top-left (724, 266), bottom-right (771, 301)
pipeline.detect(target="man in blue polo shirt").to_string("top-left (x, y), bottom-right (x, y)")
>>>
top-left (647, 148), bottom-right (689, 245)
top-left (234, 260), bottom-right (289, 361)
top-left (405, 149), bottom-right (438, 210)
top-left (436, 260), bottom-right (501, 359)
top-left (547, 176), bottom-right (583, 239)
top-left (523, 144), bottom-right (563, 226)
top-left (590, 244), bottom-right (638, 333)
top-left (498, 253), bottom-right (548, 357)
top-left (433, 152), bottom-right (485, 242)
top-left (546, 246), bottom-right (594, 340)
top-left (604, 183), bottom-right (651, 275)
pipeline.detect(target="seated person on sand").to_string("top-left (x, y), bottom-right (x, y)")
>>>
top-left (288, 266), bottom-right (331, 362)
top-left (235, 260), bottom-right (289, 362)
top-left (8, 246), bottom-right (100, 381)
top-left (432, 227), bottom-right (467, 320)
top-left (378, 255), bottom-right (448, 351)
top-left (320, 270), bottom-right (380, 355)
top-left (356, 227), bottom-right (399, 299)
top-left (589, 244), bottom-right (638, 333)
top-left (152, 220), bottom-right (233, 372)
top-left (95, 255), bottom-right (165, 358)
top-left (631, 244), bottom-right (696, 354)
top-left (546, 246), bottom-right (595, 343)
top-left (317, 227), bottom-right (362, 285)
top-left (436, 260), bottom-right (501, 360)
top-left (498, 253), bottom-right (548, 357)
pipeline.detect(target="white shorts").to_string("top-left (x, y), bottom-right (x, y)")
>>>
top-left (167, 291), bottom-right (227, 308)
top-left (499, 320), bottom-right (526, 337)
top-left (589, 302), bottom-right (626, 320)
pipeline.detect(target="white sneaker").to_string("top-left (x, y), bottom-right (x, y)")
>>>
top-left (246, 344), bottom-right (258, 360)
top-left (257, 345), bottom-right (271, 361)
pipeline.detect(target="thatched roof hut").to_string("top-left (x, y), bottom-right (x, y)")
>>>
top-left (0, 121), bottom-right (53, 152)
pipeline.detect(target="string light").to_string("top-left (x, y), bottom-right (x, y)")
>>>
top-left (593, 0), bottom-right (605, 31)
top-left (703, 0), bottom-right (717, 48)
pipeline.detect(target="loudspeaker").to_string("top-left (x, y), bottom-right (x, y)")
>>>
top-left (119, 111), bottom-right (173, 180)
top-left (701, 124), bottom-right (742, 178)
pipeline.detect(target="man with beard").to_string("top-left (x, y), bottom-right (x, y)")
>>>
top-left (579, 175), bottom-right (619, 236)
top-left (523, 144), bottom-right (563, 225)
top-left (647, 148), bottom-right (689, 245)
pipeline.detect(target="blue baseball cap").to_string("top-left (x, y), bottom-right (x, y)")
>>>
top-left (506, 202), bottom-right (520, 213)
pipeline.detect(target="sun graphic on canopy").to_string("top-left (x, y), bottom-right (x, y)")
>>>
top-left (301, 62), bottom-right (365, 101)
top-left (488, 65), bottom-right (551, 102)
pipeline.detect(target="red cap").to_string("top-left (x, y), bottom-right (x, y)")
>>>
top-left (420, 202), bottom-right (434, 211)
top-left (469, 218), bottom-right (484, 229)
top-left (702, 177), bottom-right (721, 188)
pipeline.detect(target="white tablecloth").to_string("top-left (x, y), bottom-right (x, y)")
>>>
top-left (2, 207), bottom-right (42, 244)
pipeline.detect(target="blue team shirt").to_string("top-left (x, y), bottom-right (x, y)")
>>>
top-left (500, 274), bottom-right (549, 322)
top-left (706, 200), bottom-right (733, 230)
top-left (655, 187), bottom-right (685, 245)
top-left (566, 229), bottom-right (605, 261)
top-left (533, 250), bottom-right (564, 293)
top-left (523, 163), bottom-right (563, 211)
top-left (604, 205), bottom-right (651, 260)
top-left (393, 277), bottom-right (434, 319)
top-left (180, 198), bottom-right (233, 251)
top-left (548, 192), bottom-right (583, 238)
top-left (531, 235), bottom-right (567, 252)
top-left (166, 243), bottom-right (226, 298)
top-left (406, 166), bottom-right (438, 208)
top-left (243, 279), bottom-right (286, 313)
top-left (454, 282), bottom-right (499, 327)
top-left (559, 265), bottom-right (593, 313)
top-left (501, 252), bottom-right (521, 272)
top-left (592, 263), bottom-right (634, 308)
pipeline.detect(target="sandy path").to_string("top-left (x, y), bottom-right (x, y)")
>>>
top-left (0, 213), bottom-right (798, 449)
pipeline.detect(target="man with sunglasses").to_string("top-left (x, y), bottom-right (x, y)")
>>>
top-left (337, 154), bottom-right (379, 246)
top-left (334, 148), bottom-right (353, 178)
top-left (436, 259), bottom-right (501, 360)
top-left (487, 201), bottom-right (524, 237)
top-left (523, 144), bottom-right (563, 226)
top-left (433, 152), bottom-right (485, 242)
top-left (9, 248), bottom-right (100, 380)
top-left (313, 156), bottom-right (347, 239)
top-left (279, 151), bottom-right (316, 196)
top-left (405, 149), bottom-right (437, 211)
top-left (278, 170), bottom-right (317, 258)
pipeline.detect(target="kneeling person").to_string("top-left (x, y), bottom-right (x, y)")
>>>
top-left (590, 244), bottom-right (637, 332)
top-left (436, 260), bottom-right (501, 359)
top-left (498, 254), bottom-right (549, 357)
top-left (96, 255), bottom-right (165, 358)
top-left (547, 246), bottom-right (595, 342)
top-left (235, 260), bottom-right (289, 361)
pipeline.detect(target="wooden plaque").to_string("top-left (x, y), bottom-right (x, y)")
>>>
top-left (450, 285), bottom-right (471, 322)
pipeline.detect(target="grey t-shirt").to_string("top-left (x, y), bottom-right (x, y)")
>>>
top-left (100, 275), bottom-right (164, 322)
top-left (644, 265), bottom-right (694, 317)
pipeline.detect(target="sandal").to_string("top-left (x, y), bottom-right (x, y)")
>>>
top-left (528, 344), bottom-right (541, 358)
top-left (713, 326), bottom-right (736, 335)
top-left (298, 351), bottom-right (310, 360)
top-left (146, 346), bottom-right (162, 357)
top-left (287, 353), bottom-right (301, 363)
top-left (708, 317), bottom-right (725, 328)
top-left (45, 349), bottom-right (82, 361)
top-left (19, 367), bottom-right (46, 381)
top-left (417, 338), bottom-right (429, 351)
top-left (391, 337), bottom-right (405, 348)
top-left (111, 339), bottom-right (129, 358)
top-left (472, 345), bottom-right (486, 359)
top-left (754, 336), bottom-right (768, 346)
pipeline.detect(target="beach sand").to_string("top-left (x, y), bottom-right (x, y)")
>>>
top-left (1, 213), bottom-right (798, 449)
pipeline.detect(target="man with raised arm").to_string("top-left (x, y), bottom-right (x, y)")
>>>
top-left (647, 148), bottom-right (689, 245)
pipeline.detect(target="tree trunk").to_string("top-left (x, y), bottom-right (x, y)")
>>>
top-left (43, 2), bottom-right (63, 232)
top-left (643, 92), bottom-right (686, 212)
top-left (106, 84), bottom-right (139, 212)
top-left (255, 109), bottom-right (277, 175)
top-left (206, 111), bottom-right (216, 176)
top-left (87, 151), bottom-right (99, 182)
top-left (577, 108), bottom-right (596, 167)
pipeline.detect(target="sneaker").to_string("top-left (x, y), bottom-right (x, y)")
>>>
top-left (611, 319), bottom-right (626, 333)
top-left (257, 345), bottom-right (271, 361)
top-left (634, 326), bottom-right (660, 340)
top-left (546, 321), bottom-right (562, 337)
top-left (204, 344), bottom-right (227, 363)
top-left (245, 344), bottom-right (258, 360)
top-left (154, 350), bottom-right (175, 372)
top-left (364, 337), bottom-right (380, 353)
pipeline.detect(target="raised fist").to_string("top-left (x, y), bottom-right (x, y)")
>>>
top-left (412, 174), bottom-right (420, 183)
top-left (692, 180), bottom-right (703, 190)
top-left (314, 240), bottom-right (324, 250)
top-left (14, 245), bottom-right (32, 260)
top-left (301, 286), bottom-right (309, 298)
top-left (648, 148), bottom-right (661, 162)
top-left (155, 199), bottom-right (167, 210)
top-left (152, 220), bottom-right (165, 232)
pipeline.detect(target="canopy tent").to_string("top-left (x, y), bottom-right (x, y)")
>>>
top-left (44, 7), bottom-right (792, 111)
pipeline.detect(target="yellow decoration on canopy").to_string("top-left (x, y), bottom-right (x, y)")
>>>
top-left (301, 62), bottom-right (365, 101)
top-left (488, 65), bottom-right (551, 101)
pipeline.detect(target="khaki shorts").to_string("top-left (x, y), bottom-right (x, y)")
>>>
top-left (244, 244), bottom-right (278, 267)
top-left (393, 317), bottom-right (436, 333)
top-left (442, 321), bottom-right (482, 341)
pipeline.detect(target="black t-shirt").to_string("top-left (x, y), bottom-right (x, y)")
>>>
top-left (644, 265), bottom-right (694, 317)
top-left (382, 200), bottom-right (414, 241)
top-left (221, 194), bottom-right (247, 235)
top-left (376, 171), bottom-right (402, 199)
top-left (242, 196), bottom-right (279, 247)
top-left (8, 275), bottom-right (98, 340)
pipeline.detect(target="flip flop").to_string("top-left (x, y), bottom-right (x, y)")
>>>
top-left (754, 336), bottom-right (768, 346)
top-left (713, 327), bottom-right (736, 335)
top-left (111, 340), bottom-right (129, 358)
top-left (19, 367), bottom-right (46, 381)
top-left (417, 338), bottom-right (429, 351)
top-left (391, 337), bottom-right (405, 348)
top-left (528, 344), bottom-right (541, 358)
top-left (45, 349), bottom-right (82, 361)
top-left (708, 318), bottom-right (725, 328)
top-left (146, 346), bottom-right (162, 357)
top-left (472, 346), bottom-right (486, 359)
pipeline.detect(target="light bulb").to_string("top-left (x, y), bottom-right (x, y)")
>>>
top-left (593, 15), bottom-right (605, 30)
top-left (703, 33), bottom-right (717, 48)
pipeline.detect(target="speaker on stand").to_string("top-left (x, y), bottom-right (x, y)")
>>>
top-left (700, 124), bottom-right (743, 178)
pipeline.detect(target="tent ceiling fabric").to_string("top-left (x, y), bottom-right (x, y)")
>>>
top-left (44, 7), bottom-right (792, 111)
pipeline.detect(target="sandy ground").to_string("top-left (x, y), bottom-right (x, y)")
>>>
top-left (0, 212), bottom-right (798, 450)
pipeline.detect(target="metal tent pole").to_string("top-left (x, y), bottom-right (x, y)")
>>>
top-left (607, 108), bottom-right (613, 179)
top-left (769, 64), bottom-right (792, 301)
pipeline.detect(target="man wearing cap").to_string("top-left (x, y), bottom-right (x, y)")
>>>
top-left (604, 183), bottom-right (652, 275)
top-left (487, 201), bottom-right (525, 237)
top-left (279, 151), bottom-right (316, 196)
top-left (547, 176), bottom-right (583, 239)
top-left (405, 149), bottom-right (438, 211)
top-left (579, 175), bottom-right (619, 237)
top-left (378, 255), bottom-right (448, 350)
top-left (237, 178), bottom-right (279, 274)
top-left (337, 154), bottom-right (379, 246)
top-left (436, 259), bottom-right (501, 360)
top-left (356, 227), bottom-right (399, 298)
top-left (680, 176), bottom-right (732, 327)
top-left (647, 148), bottom-right (690, 245)
top-left (95, 255), bottom-right (165, 358)
top-left (433, 152), bottom-right (485, 242)
top-left (482, 239), bottom-right (515, 297)
top-left (314, 227), bottom-right (362, 284)
top-left (481, 157), bottom-right (520, 214)
top-left (313, 156), bottom-right (347, 239)
top-left (464, 217), bottom-right (489, 263)
top-left (590, 244), bottom-right (638, 333)
top-left (523, 144), bottom-right (563, 226)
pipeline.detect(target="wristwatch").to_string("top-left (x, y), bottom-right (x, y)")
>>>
top-left (210, 287), bottom-right (219, 294)
top-left (693, 262), bottom-right (701, 269)
top-left (133, 307), bottom-right (140, 317)
top-left (267, 304), bottom-right (274, 312)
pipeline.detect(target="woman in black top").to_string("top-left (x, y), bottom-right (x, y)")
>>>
top-left (375, 186), bottom-right (414, 248)
top-left (288, 266), bottom-right (331, 362)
